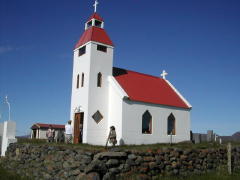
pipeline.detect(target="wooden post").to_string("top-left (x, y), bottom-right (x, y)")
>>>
top-left (227, 142), bottom-right (232, 174)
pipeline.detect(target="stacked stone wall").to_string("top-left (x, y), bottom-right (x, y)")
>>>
top-left (1, 143), bottom-right (240, 180)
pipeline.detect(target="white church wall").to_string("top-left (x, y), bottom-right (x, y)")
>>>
top-left (122, 100), bottom-right (190, 145)
top-left (86, 43), bottom-right (114, 145)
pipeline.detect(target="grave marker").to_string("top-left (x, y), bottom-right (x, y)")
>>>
top-left (1, 121), bottom-right (17, 156)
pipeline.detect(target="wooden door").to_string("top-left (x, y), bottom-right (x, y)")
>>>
top-left (33, 130), bottom-right (37, 139)
top-left (74, 112), bottom-right (84, 144)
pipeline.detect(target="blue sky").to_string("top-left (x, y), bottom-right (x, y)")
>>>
top-left (0, 0), bottom-right (240, 136)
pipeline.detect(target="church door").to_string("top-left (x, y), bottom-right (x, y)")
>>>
top-left (74, 112), bottom-right (84, 144)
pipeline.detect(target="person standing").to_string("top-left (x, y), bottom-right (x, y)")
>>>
top-left (106, 126), bottom-right (117, 148)
top-left (65, 120), bottom-right (73, 144)
top-left (46, 125), bottom-right (55, 143)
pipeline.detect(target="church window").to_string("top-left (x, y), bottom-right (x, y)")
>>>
top-left (79, 46), bottom-right (86, 56)
top-left (81, 73), bottom-right (84, 87)
top-left (168, 113), bottom-right (176, 135)
top-left (97, 72), bottom-right (102, 87)
top-left (76, 74), bottom-right (80, 89)
top-left (97, 45), bottom-right (107, 52)
top-left (94, 20), bottom-right (102, 28)
top-left (142, 110), bottom-right (152, 134)
top-left (92, 110), bottom-right (103, 124)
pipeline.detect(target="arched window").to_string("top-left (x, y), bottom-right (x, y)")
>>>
top-left (97, 72), bottom-right (102, 87)
top-left (81, 73), bottom-right (84, 87)
top-left (76, 74), bottom-right (80, 89)
top-left (142, 110), bottom-right (152, 134)
top-left (168, 113), bottom-right (176, 135)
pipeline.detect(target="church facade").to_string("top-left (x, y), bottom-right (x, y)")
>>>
top-left (70, 12), bottom-right (192, 145)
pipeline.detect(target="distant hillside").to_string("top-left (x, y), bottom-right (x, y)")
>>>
top-left (16, 135), bottom-right (31, 139)
top-left (232, 131), bottom-right (240, 137)
top-left (232, 131), bottom-right (240, 141)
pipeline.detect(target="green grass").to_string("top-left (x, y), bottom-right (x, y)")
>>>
top-left (0, 165), bottom-right (30, 180)
top-left (118, 167), bottom-right (240, 180)
top-left (158, 171), bottom-right (240, 180)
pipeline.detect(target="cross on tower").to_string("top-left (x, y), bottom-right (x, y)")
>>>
top-left (93, 0), bottom-right (99, 13)
top-left (161, 70), bottom-right (168, 79)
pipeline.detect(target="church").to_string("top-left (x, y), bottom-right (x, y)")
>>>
top-left (70, 2), bottom-right (192, 145)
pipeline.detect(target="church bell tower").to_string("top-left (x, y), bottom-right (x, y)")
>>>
top-left (70, 1), bottom-right (114, 145)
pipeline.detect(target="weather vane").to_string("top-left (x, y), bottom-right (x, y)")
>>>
top-left (93, 0), bottom-right (99, 13)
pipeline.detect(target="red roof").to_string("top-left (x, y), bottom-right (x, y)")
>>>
top-left (113, 67), bottom-right (190, 109)
top-left (31, 123), bottom-right (65, 130)
top-left (87, 13), bottom-right (104, 22)
top-left (75, 26), bottom-right (113, 49)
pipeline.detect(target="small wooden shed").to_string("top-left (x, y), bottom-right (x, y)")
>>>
top-left (31, 123), bottom-right (65, 140)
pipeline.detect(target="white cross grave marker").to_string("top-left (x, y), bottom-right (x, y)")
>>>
top-left (93, 0), bottom-right (99, 13)
top-left (161, 70), bottom-right (168, 79)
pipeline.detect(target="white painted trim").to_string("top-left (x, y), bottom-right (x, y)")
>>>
top-left (108, 76), bottom-right (128, 99)
top-left (165, 79), bottom-right (192, 108)
top-left (74, 41), bottom-right (114, 52)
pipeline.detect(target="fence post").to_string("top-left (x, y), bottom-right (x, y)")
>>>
top-left (227, 142), bottom-right (232, 174)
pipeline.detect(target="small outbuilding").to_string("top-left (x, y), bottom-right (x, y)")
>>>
top-left (31, 123), bottom-right (65, 140)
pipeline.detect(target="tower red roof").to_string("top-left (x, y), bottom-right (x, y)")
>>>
top-left (113, 67), bottom-right (191, 109)
top-left (75, 26), bottom-right (114, 49)
top-left (87, 13), bottom-right (104, 22)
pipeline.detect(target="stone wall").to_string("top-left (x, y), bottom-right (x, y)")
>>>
top-left (1, 143), bottom-right (240, 180)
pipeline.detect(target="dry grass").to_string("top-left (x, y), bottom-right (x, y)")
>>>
top-left (17, 138), bottom-right (240, 152)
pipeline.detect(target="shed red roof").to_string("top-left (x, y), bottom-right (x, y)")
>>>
top-left (87, 13), bottom-right (104, 22)
top-left (31, 123), bottom-right (65, 130)
top-left (75, 26), bottom-right (113, 49)
top-left (113, 67), bottom-right (190, 109)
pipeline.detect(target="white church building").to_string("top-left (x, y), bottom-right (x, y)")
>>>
top-left (70, 3), bottom-right (192, 145)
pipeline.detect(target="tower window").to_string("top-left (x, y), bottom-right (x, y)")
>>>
top-left (97, 45), bottom-right (107, 53)
top-left (76, 74), bottom-right (80, 89)
top-left (79, 46), bottom-right (86, 56)
top-left (87, 21), bottom-right (93, 28)
top-left (168, 113), bottom-right (176, 135)
top-left (97, 72), bottom-right (102, 87)
top-left (142, 110), bottom-right (152, 134)
top-left (81, 73), bottom-right (84, 87)
top-left (94, 20), bottom-right (102, 28)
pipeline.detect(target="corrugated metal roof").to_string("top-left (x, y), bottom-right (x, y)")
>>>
top-left (113, 67), bottom-right (191, 109)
